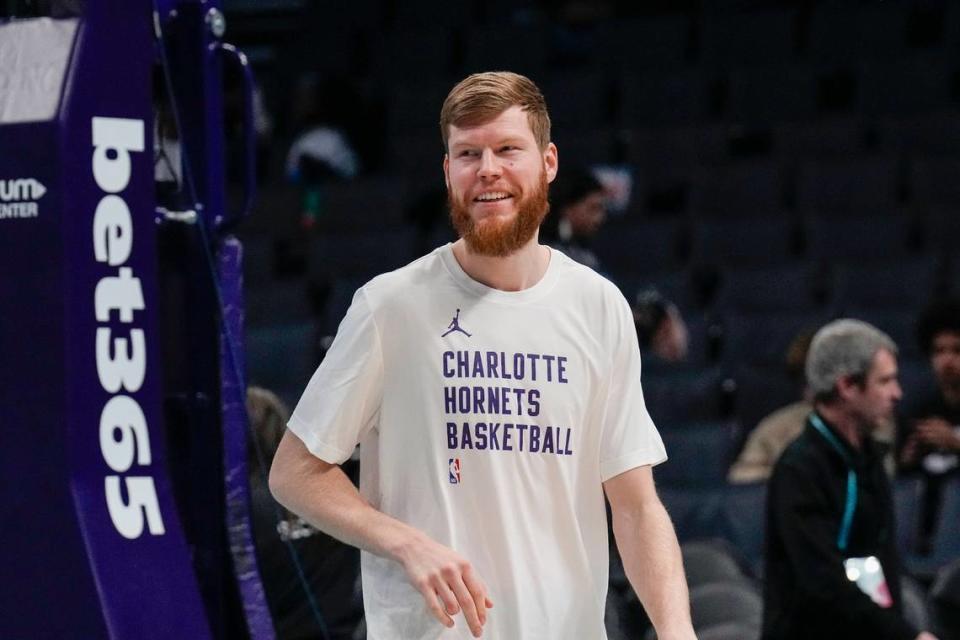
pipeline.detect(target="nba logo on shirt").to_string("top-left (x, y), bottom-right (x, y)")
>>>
top-left (448, 458), bottom-right (461, 484)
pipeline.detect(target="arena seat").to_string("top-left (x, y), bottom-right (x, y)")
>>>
top-left (805, 213), bottom-right (911, 264)
top-left (694, 621), bottom-right (761, 640)
top-left (699, 9), bottom-right (798, 69)
top-left (712, 263), bottom-right (818, 313)
top-left (948, 256), bottom-right (960, 297)
top-left (308, 229), bottom-right (416, 278)
top-left (373, 28), bottom-right (458, 81)
top-left (808, 3), bottom-right (909, 64)
top-left (246, 322), bottom-right (318, 390)
top-left (592, 218), bottom-right (684, 276)
top-left (681, 540), bottom-right (753, 589)
top-left (729, 362), bottom-right (801, 438)
top-left (720, 482), bottom-right (768, 577)
top-left (797, 155), bottom-right (901, 214)
top-left (392, 0), bottom-right (472, 28)
top-left (901, 575), bottom-right (932, 632)
top-left (925, 208), bottom-right (960, 257)
top-left (829, 257), bottom-right (939, 311)
top-left (910, 156), bottom-right (960, 208)
top-left (320, 276), bottom-right (367, 335)
top-left (774, 117), bottom-right (866, 159)
top-left (838, 307), bottom-right (929, 361)
top-left (642, 369), bottom-right (729, 426)
top-left (387, 83), bottom-right (452, 133)
top-left (721, 311), bottom-right (827, 366)
top-left (859, 55), bottom-right (951, 117)
top-left (927, 477), bottom-right (960, 565)
top-left (241, 237), bottom-right (276, 288)
top-left (657, 487), bottom-right (724, 543)
top-left (549, 127), bottom-right (618, 168)
top-left (688, 582), bottom-right (763, 632)
top-left (930, 559), bottom-right (960, 640)
top-left (892, 475), bottom-right (925, 557)
top-left (318, 176), bottom-right (409, 230)
top-left (540, 71), bottom-right (612, 128)
top-left (246, 280), bottom-right (314, 327)
top-left (879, 114), bottom-right (960, 156)
top-left (464, 24), bottom-right (547, 79)
top-left (688, 161), bottom-right (785, 218)
top-left (596, 15), bottom-right (690, 73)
top-left (896, 358), bottom-right (938, 405)
top-left (628, 125), bottom-right (728, 178)
top-left (725, 64), bottom-right (818, 125)
top-left (620, 69), bottom-right (712, 127)
top-left (655, 422), bottom-right (737, 487)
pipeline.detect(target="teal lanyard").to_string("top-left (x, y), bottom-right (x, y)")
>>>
top-left (809, 413), bottom-right (858, 552)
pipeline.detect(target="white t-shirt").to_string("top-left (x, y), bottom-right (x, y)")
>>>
top-left (288, 244), bottom-right (666, 640)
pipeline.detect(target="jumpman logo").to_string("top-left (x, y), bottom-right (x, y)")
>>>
top-left (442, 308), bottom-right (472, 338)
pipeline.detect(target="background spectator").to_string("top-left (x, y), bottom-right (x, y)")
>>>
top-left (247, 387), bottom-right (363, 640)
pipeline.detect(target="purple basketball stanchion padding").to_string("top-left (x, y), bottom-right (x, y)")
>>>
top-left (59, 1), bottom-right (213, 637)
top-left (219, 238), bottom-right (277, 640)
top-left (0, 2), bottom-right (211, 638)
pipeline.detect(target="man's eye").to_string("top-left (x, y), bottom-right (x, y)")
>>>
top-left (500, 146), bottom-right (518, 152)
top-left (459, 150), bottom-right (478, 158)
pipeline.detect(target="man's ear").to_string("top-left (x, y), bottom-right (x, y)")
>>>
top-left (835, 374), bottom-right (858, 401)
top-left (443, 153), bottom-right (450, 189)
top-left (544, 142), bottom-right (558, 183)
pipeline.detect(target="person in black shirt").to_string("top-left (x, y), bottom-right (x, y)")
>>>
top-left (898, 298), bottom-right (960, 553)
top-left (541, 165), bottom-right (607, 271)
top-left (763, 319), bottom-right (939, 640)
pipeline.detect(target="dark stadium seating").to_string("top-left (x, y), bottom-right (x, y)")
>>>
top-left (642, 368), bottom-right (729, 426)
top-left (796, 156), bottom-right (900, 214)
top-left (688, 161), bottom-right (785, 218)
top-left (655, 422), bottom-right (737, 487)
top-left (805, 213), bottom-right (912, 264)
top-left (246, 322), bottom-right (318, 391)
top-left (699, 9), bottom-right (798, 69)
top-left (720, 482), bottom-right (768, 577)
top-left (246, 280), bottom-right (314, 327)
top-left (726, 65), bottom-right (818, 125)
top-left (829, 258), bottom-right (939, 311)
top-left (592, 218), bottom-right (684, 276)
top-left (596, 15), bottom-right (689, 73)
top-left (893, 475), bottom-right (925, 557)
top-left (713, 263), bottom-right (817, 313)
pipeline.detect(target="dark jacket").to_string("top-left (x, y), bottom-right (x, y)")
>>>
top-left (762, 412), bottom-right (917, 640)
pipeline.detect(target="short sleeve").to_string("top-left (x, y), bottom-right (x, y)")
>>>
top-left (287, 287), bottom-right (383, 464)
top-left (598, 294), bottom-right (667, 481)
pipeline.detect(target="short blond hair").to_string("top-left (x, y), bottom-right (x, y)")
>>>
top-left (440, 71), bottom-right (551, 151)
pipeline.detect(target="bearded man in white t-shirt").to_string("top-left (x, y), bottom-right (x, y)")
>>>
top-left (269, 71), bottom-right (695, 640)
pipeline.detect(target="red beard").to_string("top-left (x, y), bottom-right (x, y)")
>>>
top-left (448, 170), bottom-right (550, 257)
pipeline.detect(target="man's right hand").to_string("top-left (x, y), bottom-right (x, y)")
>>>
top-left (395, 532), bottom-right (493, 638)
top-left (270, 433), bottom-right (493, 636)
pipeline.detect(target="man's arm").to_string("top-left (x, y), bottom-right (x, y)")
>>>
top-left (269, 430), bottom-right (492, 637)
top-left (604, 465), bottom-right (695, 640)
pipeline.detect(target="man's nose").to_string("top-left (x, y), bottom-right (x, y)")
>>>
top-left (892, 381), bottom-right (903, 401)
top-left (477, 149), bottom-right (501, 179)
